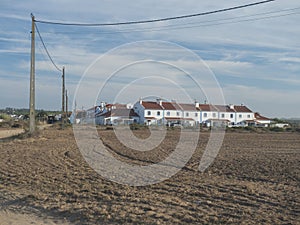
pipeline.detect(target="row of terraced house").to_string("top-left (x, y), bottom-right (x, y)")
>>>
top-left (84, 99), bottom-right (271, 127)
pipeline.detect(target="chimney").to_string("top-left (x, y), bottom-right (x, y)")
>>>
top-left (157, 98), bottom-right (162, 106)
top-left (100, 101), bottom-right (105, 109)
top-left (229, 104), bottom-right (234, 110)
top-left (139, 98), bottom-right (143, 104)
top-left (195, 100), bottom-right (199, 108)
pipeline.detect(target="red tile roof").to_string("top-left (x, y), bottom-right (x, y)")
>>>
top-left (234, 105), bottom-right (252, 113)
top-left (198, 104), bottom-right (218, 111)
top-left (106, 103), bottom-right (127, 109)
top-left (141, 101), bottom-right (164, 110)
top-left (140, 101), bottom-right (253, 113)
top-left (100, 109), bottom-right (138, 118)
top-left (161, 102), bottom-right (182, 110)
top-left (178, 103), bottom-right (198, 111)
top-left (214, 105), bottom-right (235, 112)
top-left (255, 113), bottom-right (270, 121)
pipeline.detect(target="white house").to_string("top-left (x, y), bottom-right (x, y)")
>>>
top-left (160, 101), bottom-right (183, 126)
top-left (200, 104), bottom-right (255, 127)
top-left (96, 108), bottom-right (139, 125)
top-left (86, 99), bottom-right (271, 127)
top-left (254, 112), bottom-right (272, 127)
top-left (133, 99), bottom-right (201, 126)
top-left (133, 100), bottom-right (263, 127)
top-left (233, 105), bottom-right (255, 126)
top-left (178, 103), bottom-right (200, 126)
top-left (133, 99), bottom-right (165, 125)
top-left (199, 104), bottom-right (221, 127)
top-left (199, 104), bottom-right (235, 127)
top-left (94, 103), bottom-right (138, 125)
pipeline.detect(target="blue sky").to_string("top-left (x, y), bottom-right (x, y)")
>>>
top-left (0, 0), bottom-right (299, 118)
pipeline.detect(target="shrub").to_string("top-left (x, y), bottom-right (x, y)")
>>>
top-left (244, 126), bottom-right (256, 132)
top-left (0, 114), bottom-right (11, 121)
top-left (269, 127), bottom-right (284, 132)
top-left (129, 123), bottom-right (148, 130)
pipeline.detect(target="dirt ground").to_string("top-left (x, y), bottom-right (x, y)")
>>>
top-left (0, 126), bottom-right (299, 224)
top-left (0, 128), bottom-right (24, 139)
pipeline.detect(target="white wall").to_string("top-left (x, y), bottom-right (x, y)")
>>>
top-left (235, 112), bottom-right (254, 124)
top-left (163, 109), bottom-right (182, 118)
top-left (200, 111), bottom-right (219, 123)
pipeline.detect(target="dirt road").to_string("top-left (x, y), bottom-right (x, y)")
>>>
top-left (0, 129), bottom-right (24, 139)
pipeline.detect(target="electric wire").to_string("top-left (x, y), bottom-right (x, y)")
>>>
top-left (34, 0), bottom-right (275, 26)
top-left (35, 23), bottom-right (62, 72)
top-left (89, 10), bottom-right (300, 35)
top-left (32, 0), bottom-right (287, 70)
top-left (36, 7), bottom-right (300, 36)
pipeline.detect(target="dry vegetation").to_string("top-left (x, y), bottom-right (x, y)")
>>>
top-left (0, 126), bottom-right (299, 224)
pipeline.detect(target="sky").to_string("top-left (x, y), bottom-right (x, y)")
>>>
top-left (0, 0), bottom-right (299, 118)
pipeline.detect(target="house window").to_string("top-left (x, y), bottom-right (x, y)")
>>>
top-left (157, 111), bottom-right (160, 116)
top-left (230, 114), bottom-right (234, 118)
top-left (176, 112), bottom-right (180, 116)
top-left (186, 112), bottom-right (189, 117)
top-left (212, 113), bottom-right (216, 118)
top-left (239, 114), bottom-right (242, 118)
top-left (204, 113), bottom-right (207, 117)
top-left (221, 113), bottom-right (225, 118)
top-left (247, 114), bottom-right (251, 118)
top-left (166, 111), bottom-right (170, 116)
top-left (147, 111), bottom-right (151, 116)
top-left (195, 113), bottom-right (198, 117)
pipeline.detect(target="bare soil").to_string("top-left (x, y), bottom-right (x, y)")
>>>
top-left (0, 128), bottom-right (24, 139)
top-left (0, 126), bottom-right (299, 224)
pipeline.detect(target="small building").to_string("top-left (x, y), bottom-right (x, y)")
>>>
top-left (96, 109), bottom-right (139, 125)
top-left (254, 112), bottom-right (272, 127)
top-left (271, 123), bottom-right (290, 128)
top-left (134, 100), bottom-right (164, 125)
top-left (233, 105), bottom-right (255, 124)
top-left (134, 99), bottom-right (200, 126)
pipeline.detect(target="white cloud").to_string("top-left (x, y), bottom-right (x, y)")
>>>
top-left (1, 0), bottom-right (300, 118)
top-left (223, 84), bottom-right (300, 118)
top-left (279, 57), bottom-right (300, 63)
top-left (205, 60), bottom-right (252, 74)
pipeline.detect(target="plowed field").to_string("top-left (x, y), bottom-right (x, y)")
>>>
top-left (0, 126), bottom-right (299, 224)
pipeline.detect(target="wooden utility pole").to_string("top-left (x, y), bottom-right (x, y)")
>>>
top-left (29, 14), bottom-right (36, 133)
top-left (61, 66), bottom-right (65, 129)
top-left (65, 89), bottom-right (68, 122)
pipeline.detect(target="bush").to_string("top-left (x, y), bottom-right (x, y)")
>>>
top-left (269, 127), bottom-right (284, 132)
top-left (0, 113), bottom-right (11, 121)
top-left (129, 123), bottom-right (148, 130)
top-left (295, 128), bottom-right (300, 133)
top-left (244, 126), bottom-right (256, 132)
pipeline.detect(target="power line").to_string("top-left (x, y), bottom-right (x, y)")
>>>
top-left (34, 23), bottom-right (62, 72)
top-left (40, 8), bottom-right (300, 37)
top-left (87, 9), bottom-right (300, 35)
top-left (34, 0), bottom-right (275, 26)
